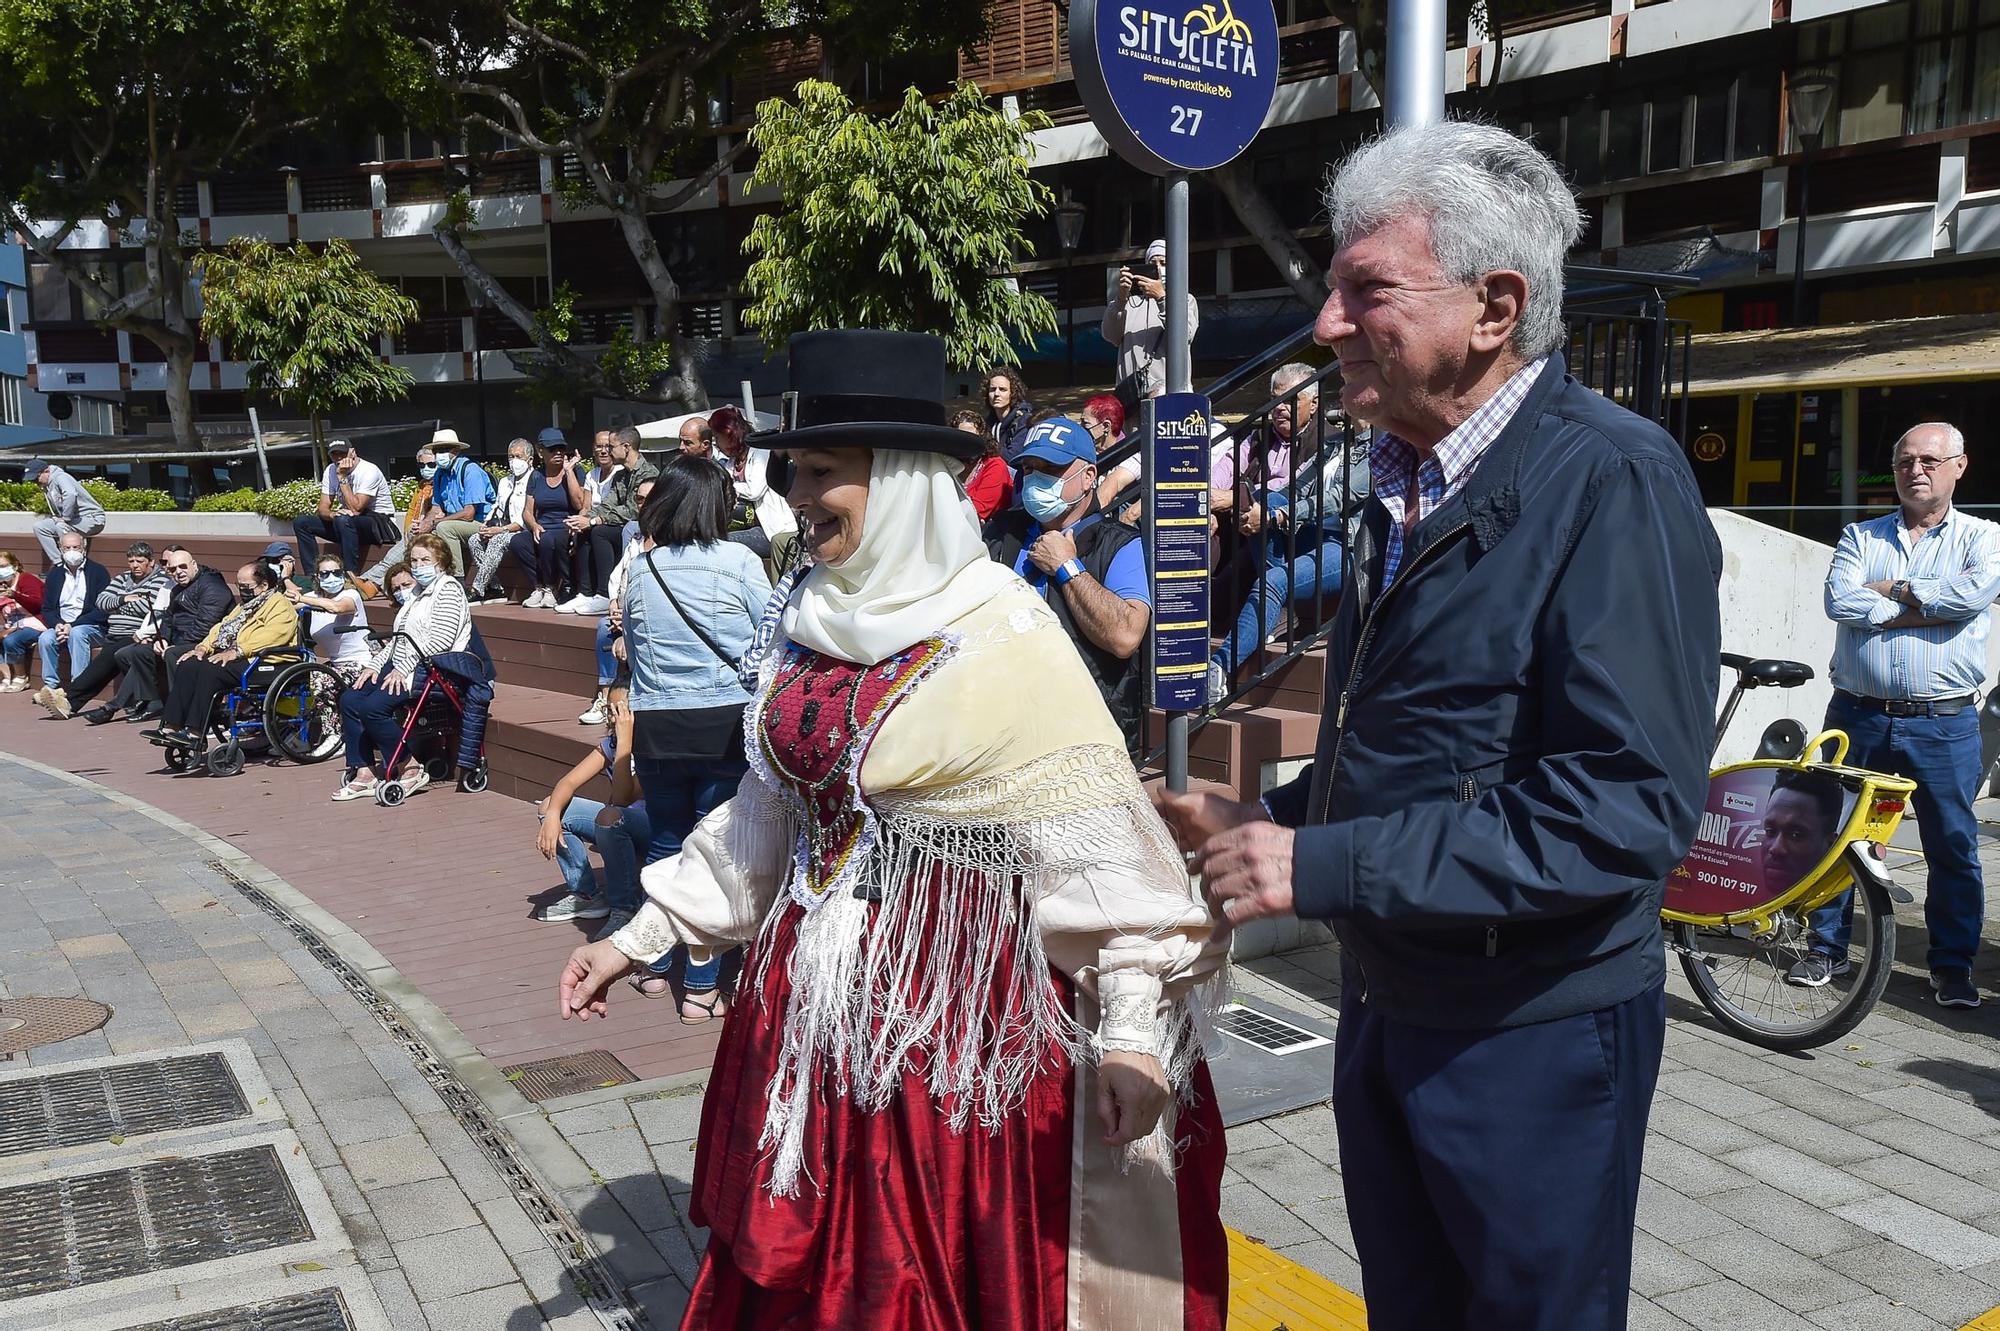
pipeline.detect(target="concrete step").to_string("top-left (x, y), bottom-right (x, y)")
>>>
top-left (485, 683), bottom-right (603, 803)
top-left (366, 598), bottom-right (604, 702)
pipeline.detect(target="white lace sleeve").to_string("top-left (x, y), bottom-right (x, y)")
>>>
top-left (609, 768), bottom-right (793, 964)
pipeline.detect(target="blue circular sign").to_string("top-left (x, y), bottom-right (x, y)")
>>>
top-left (1069, 0), bottom-right (1279, 175)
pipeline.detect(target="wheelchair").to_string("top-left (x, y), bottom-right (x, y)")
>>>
top-left (162, 629), bottom-right (366, 778)
top-left (361, 630), bottom-right (495, 807)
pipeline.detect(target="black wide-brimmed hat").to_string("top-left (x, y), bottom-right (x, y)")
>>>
top-left (752, 329), bottom-right (985, 461)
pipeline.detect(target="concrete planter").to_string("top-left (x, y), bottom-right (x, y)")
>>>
top-left (0, 511), bottom-right (291, 540)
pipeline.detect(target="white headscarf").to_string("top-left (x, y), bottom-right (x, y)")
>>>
top-left (783, 450), bottom-right (1017, 665)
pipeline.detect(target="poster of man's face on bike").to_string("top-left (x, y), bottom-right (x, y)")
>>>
top-left (1667, 767), bottom-right (1854, 916)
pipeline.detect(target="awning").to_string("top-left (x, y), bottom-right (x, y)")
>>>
top-left (1687, 313), bottom-right (2000, 396)
top-left (0, 419), bottom-right (438, 465)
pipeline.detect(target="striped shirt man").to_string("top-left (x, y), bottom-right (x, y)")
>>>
top-left (1825, 507), bottom-right (2000, 700)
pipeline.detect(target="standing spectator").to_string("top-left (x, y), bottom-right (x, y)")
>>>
top-left (111, 546), bottom-right (234, 726)
top-left (958, 413), bottom-right (1015, 521)
top-left (288, 556), bottom-right (374, 678)
top-left (1156, 122), bottom-right (1721, 1330)
top-left (1101, 239), bottom-right (1199, 410)
top-left (514, 435), bottom-right (588, 609)
top-left (467, 438), bottom-right (535, 603)
top-left (293, 441), bottom-right (398, 574)
top-left (149, 562), bottom-right (300, 749)
top-left (982, 365), bottom-right (1035, 463)
top-left (710, 405), bottom-right (799, 559)
top-left (1811, 421), bottom-right (2000, 1010)
top-left (68, 542), bottom-right (176, 722)
top-left (565, 426), bottom-right (654, 615)
top-left (0, 551), bottom-right (46, 692)
top-left (33, 532), bottom-right (110, 719)
top-left (982, 417), bottom-right (1151, 748)
top-left (24, 459), bottom-right (107, 565)
top-left (356, 444), bottom-right (435, 599)
top-left (534, 690), bottom-right (652, 939)
top-left (417, 429), bottom-right (497, 578)
top-left (619, 453), bottom-right (769, 1018)
top-left (330, 535), bottom-right (472, 801)
top-left (583, 477), bottom-right (655, 726)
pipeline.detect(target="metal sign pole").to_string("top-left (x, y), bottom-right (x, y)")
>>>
top-left (1385, 0), bottom-right (1447, 128)
top-left (1163, 173), bottom-right (1193, 793)
top-left (247, 407), bottom-right (273, 491)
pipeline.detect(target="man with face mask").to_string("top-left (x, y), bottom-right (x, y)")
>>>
top-left (982, 416), bottom-right (1152, 747)
top-left (32, 532), bottom-right (111, 718)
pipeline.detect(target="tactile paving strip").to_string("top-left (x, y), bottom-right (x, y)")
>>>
top-left (0, 1051), bottom-right (250, 1159)
top-left (121, 1291), bottom-right (353, 1331)
top-left (0, 1145), bottom-right (312, 1301)
top-left (1226, 1226), bottom-right (1367, 1331)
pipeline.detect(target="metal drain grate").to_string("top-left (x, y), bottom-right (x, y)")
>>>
top-left (0, 1144), bottom-right (312, 1300)
top-left (0, 1051), bottom-right (249, 1159)
top-left (1214, 1003), bottom-right (1333, 1056)
top-left (0, 996), bottom-right (113, 1056)
top-left (501, 1050), bottom-right (637, 1103)
top-left (123, 1291), bottom-right (352, 1331)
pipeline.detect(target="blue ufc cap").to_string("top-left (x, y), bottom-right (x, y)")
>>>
top-left (1014, 418), bottom-right (1096, 470)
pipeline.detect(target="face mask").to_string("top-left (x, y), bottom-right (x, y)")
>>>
top-left (0, 566), bottom-right (14, 582)
top-left (61, 549), bottom-right (85, 569)
top-left (419, 463), bottom-right (438, 480)
top-left (393, 587), bottom-right (414, 606)
top-left (318, 573), bottom-right (345, 594)
top-left (1021, 472), bottom-right (1073, 526)
top-left (411, 564), bottom-right (440, 588)
top-left (509, 457), bottom-right (531, 478)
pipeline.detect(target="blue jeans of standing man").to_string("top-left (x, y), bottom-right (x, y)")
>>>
top-left (38, 623), bottom-right (105, 690)
top-left (553, 796), bottom-right (654, 915)
top-left (632, 753), bottom-right (748, 984)
top-left (1810, 692), bottom-right (1985, 973)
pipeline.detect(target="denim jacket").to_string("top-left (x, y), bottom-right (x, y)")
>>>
top-left (621, 541), bottom-right (772, 712)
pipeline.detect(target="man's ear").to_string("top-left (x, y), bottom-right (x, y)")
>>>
top-left (1470, 270), bottom-right (1528, 354)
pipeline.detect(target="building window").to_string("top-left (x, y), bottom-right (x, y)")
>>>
top-left (0, 289), bottom-right (12, 333)
top-left (1796, 0), bottom-right (2000, 146)
top-left (72, 396), bottom-right (116, 435)
top-left (0, 375), bottom-right (22, 427)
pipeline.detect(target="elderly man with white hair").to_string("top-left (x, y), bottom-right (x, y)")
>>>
top-left (1155, 122), bottom-right (1723, 1329)
top-left (1812, 421), bottom-right (2000, 1010)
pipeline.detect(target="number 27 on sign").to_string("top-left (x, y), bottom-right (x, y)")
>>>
top-left (1170, 105), bottom-right (1204, 134)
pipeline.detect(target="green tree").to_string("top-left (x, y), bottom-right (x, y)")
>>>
top-left (194, 239), bottom-right (421, 469)
top-left (739, 81), bottom-right (1057, 371)
top-left (411, 0), bottom-right (991, 407)
top-left (0, 0), bottom-right (416, 448)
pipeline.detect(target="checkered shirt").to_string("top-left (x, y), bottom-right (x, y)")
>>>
top-left (1371, 358), bottom-right (1548, 589)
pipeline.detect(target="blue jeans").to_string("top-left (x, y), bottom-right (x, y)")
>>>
top-left (633, 753), bottom-right (748, 984)
top-left (38, 623), bottom-right (106, 689)
top-left (554, 795), bottom-right (654, 914)
top-left (1212, 529), bottom-right (1344, 677)
top-left (1810, 692), bottom-right (1985, 973)
top-left (2, 625), bottom-right (38, 664)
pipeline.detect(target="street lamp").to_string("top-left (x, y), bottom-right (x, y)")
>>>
top-left (1054, 192), bottom-right (1087, 386)
top-left (1787, 65), bottom-right (1837, 327)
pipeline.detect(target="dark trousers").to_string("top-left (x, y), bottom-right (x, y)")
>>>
top-left (1811, 692), bottom-right (1985, 973)
top-left (116, 641), bottom-right (194, 708)
top-left (583, 524), bottom-right (625, 597)
top-left (162, 657), bottom-right (241, 731)
top-left (65, 632), bottom-right (136, 708)
top-left (508, 524), bottom-right (573, 593)
top-left (295, 512), bottom-right (370, 573)
top-left (338, 679), bottom-right (411, 772)
top-left (1334, 983), bottom-right (1665, 1331)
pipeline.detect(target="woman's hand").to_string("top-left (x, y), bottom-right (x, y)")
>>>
top-left (210, 649), bottom-right (239, 667)
top-left (1096, 1051), bottom-right (1169, 1146)
top-left (353, 667), bottom-right (379, 690)
top-left (535, 801), bottom-right (563, 860)
top-left (382, 668), bottom-right (410, 694)
top-left (559, 940), bottom-right (635, 1021)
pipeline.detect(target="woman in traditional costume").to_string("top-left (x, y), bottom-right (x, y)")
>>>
top-left (559, 330), bottom-right (1229, 1330)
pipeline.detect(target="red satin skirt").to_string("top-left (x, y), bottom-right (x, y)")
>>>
top-left (682, 901), bottom-right (1228, 1330)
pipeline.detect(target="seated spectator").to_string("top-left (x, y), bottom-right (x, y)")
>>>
top-left (148, 562), bottom-right (301, 749)
top-left (983, 365), bottom-right (1035, 463)
top-left (288, 556), bottom-right (375, 678)
top-left (562, 426), bottom-right (653, 615)
top-left (467, 438), bottom-right (535, 603)
top-left (259, 541), bottom-right (310, 593)
top-left (955, 408), bottom-right (1016, 521)
top-left (356, 444), bottom-right (435, 599)
top-left (1084, 394), bottom-right (1138, 510)
top-left (34, 533), bottom-right (110, 719)
top-left (106, 546), bottom-right (234, 726)
top-left (535, 684), bottom-right (651, 941)
top-left (330, 535), bottom-right (472, 801)
top-left (515, 436), bottom-right (588, 609)
top-left (0, 551), bottom-right (48, 692)
top-left (678, 417), bottom-right (716, 461)
top-left (583, 477), bottom-right (654, 726)
top-left (69, 542), bottom-right (176, 723)
top-left (294, 440), bottom-right (399, 574)
top-left (418, 429), bottom-right (497, 578)
top-left (26, 459), bottom-right (107, 566)
top-left (621, 454), bottom-right (770, 1019)
top-left (710, 405), bottom-right (798, 561)
top-left (982, 417), bottom-right (1151, 749)
top-left (582, 431), bottom-right (619, 508)
top-left (1212, 362), bottom-right (1312, 517)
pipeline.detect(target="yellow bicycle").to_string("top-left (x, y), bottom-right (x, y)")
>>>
top-left (1664, 653), bottom-right (1916, 1052)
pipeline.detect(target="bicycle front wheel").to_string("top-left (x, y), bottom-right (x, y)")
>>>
top-left (1672, 871), bottom-right (1895, 1053)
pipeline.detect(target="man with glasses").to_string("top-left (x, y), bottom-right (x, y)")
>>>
top-left (1812, 421), bottom-right (2000, 1009)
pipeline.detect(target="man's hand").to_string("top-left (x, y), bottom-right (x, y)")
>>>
top-left (121, 591), bottom-right (150, 605)
top-left (1096, 1050), bottom-right (1169, 1147)
top-left (1238, 502), bottom-right (1264, 535)
top-left (564, 514), bottom-right (590, 534)
top-left (1117, 269), bottom-right (1136, 299)
top-left (1027, 527), bottom-right (1079, 575)
top-left (152, 639), bottom-right (167, 656)
top-left (1198, 821), bottom-right (1298, 926)
top-left (1149, 787), bottom-right (1267, 855)
top-left (414, 516), bottom-right (436, 535)
top-left (559, 940), bottom-right (636, 1021)
top-left (55, 623), bottom-right (69, 643)
top-left (1135, 274), bottom-right (1165, 300)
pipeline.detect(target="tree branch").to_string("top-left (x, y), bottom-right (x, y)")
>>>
top-left (652, 135), bottom-right (753, 213)
top-left (503, 12), bottom-right (608, 76)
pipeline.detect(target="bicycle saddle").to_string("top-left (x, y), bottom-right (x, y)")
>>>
top-left (1721, 653), bottom-right (1814, 688)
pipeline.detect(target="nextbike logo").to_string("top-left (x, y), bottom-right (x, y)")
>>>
top-left (1118, 3), bottom-right (1260, 75)
top-left (1158, 411), bottom-right (1210, 439)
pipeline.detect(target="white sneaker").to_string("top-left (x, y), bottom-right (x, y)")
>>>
top-left (578, 692), bottom-right (608, 725)
top-left (554, 595), bottom-right (591, 614)
top-left (571, 595), bottom-right (611, 615)
top-left (1206, 660), bottom-right (1228, 706)
top-left (520, 588), bottom-right (546, 609)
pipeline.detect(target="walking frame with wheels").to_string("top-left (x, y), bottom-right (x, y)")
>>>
top-left (1664, 652), bottom-right (1917, 1052)
top-left (367, 630), bottom-right (493, 807)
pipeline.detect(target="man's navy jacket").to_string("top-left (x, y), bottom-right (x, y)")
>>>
top-left (1265, 357), bottom-right (1723, 1030)
top-left (40, 559), bottom-right (111, 630)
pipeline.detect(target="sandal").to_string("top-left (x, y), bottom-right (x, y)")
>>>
top-left (627, 975), bottom-right (673, 1000)
top-left (678, 989), bottom-right (729, 1026)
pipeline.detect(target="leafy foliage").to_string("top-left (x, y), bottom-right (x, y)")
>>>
top-left (740, 82), bottom-right (1057, 371)
top-left (0, 481), bottom-right (175, 513)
